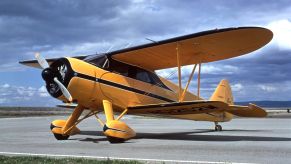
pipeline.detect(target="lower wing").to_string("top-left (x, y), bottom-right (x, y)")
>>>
top-left (128, 101), bottom-right (267, 117)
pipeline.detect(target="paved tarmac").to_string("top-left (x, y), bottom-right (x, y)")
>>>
top-left (0, 115), bottom-right (290, 163)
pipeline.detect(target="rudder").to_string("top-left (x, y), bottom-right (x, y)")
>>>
top-left (210, 79), bottom-right (234, 105)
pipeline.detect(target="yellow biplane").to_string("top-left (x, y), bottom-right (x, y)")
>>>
top-left (20, 27), bottom-right (272, 143)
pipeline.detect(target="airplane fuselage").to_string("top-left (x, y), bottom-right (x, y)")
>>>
top-left (49, 57), bottom-right (232, 122)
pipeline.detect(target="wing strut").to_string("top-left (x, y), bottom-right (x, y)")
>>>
top-left (176, 43), bottom-right (182, 102)
top-left (180, 64), bottom-right (197, 102)
top-left (197, 63), bottom-right (202, 99)
top-left (176, 42), bottom-right (202, 102)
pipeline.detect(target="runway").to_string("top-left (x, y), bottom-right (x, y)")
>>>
top-left (0, 115), bottom-right (291, 163)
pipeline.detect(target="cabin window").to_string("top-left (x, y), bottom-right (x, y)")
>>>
top-left (136, 71), bottom-right (152, 83)
top-left (108, 59), bottom-right (129, 76)
top-left (84, 55), bottom-right (107, 68)
top-left (85, 55), bottom-right (171, 90)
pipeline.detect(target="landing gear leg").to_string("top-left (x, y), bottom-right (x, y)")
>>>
top-left (50, 104), bottom-right (84, 140)
top-left (214, 122), bottom-right (222, 131)
top-left (102, 100), bottom-right (136, 143)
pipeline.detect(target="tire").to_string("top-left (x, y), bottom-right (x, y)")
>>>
top-left (107, 136), bottom-right (125, 144)
top-left (215, 125), bottom-right (222, 131)
top-left (50, 123), bottom-right (69, 140)
top-left (218, 125), bottom-right (223, 131)
top-left (215, 126), bottom-right (218, 131)
top-left (53, 133), bottom-right (70, 140)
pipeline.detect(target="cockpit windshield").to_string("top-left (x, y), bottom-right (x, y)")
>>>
top-left (84, 54), bottom-right (108, 68)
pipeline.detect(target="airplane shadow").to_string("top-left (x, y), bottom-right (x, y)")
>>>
top-left (73, 129), bottom-right (291, 143)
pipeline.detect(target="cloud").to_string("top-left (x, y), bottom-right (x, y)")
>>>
top-left (1, 83), bottom-right (10, 88)
top-left (231, 83), bottom-right (243, 92)
top-left (16, 86), bottom-right (36, 97)
top-left (0, 0), bottom-right (291, 106)
top-left (0, 83), bottom-right (57, 106)
top-left (0, 98), bottom-right (7, 104)
top-left (38, 86), bottom-right (49, 97)
top-left (0, 63), bottom-right (27, 72)
top-left (258, 84), bottom-right (277, 92)
top-left (267, 19), bottom-right (291, 50)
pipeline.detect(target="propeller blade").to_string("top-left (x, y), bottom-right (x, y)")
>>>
top-left (35, 52), bottom-right (50, 69)
top-left (53, 77), bottom-right (73, 102)
top-left (35, 53), bottom-right (73, 102)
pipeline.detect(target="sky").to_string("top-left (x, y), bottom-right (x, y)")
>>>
top-left (0, 0), bottom-right (290, 106)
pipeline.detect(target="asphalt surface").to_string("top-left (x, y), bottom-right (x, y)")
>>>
top-left (0, 115), bottom-right (291, 163)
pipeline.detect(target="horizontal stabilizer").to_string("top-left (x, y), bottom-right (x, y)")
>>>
top-left (227, 103), bottom-right (267, 117)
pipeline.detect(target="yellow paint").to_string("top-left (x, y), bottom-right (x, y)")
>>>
top-left (112, 28), bottom-right (273, 70)
top-left (228, 103), bottom-right (267, 117)
top-left (62, 104), bottom-right (84, 135)
top-left (180, 64), bottom-right (197, 102)
top-left (197, 63), bottom-right (201, 99)
top-left (20, 27), bottom-right (272, 143)
top-left (104, 120), bottom-right (136, 140)
top-left (51, 120), bottom-right (80, 136)
top-left (94, 114), bottom-right (105, 126)
top-left (51, 120), bottom-right (66, 128)
top-left (103, 100), bottom-right (115, 122)
top-left (176, 43), bottom-right (182, 102)
top-left (210, 79), bottom-right (234, 105)
top-left (48, 55), bottom-right (268, 142)
top-left (61, 59), bottom-right (265, 121)
top-left (116, 109), bottom-right (128, 121)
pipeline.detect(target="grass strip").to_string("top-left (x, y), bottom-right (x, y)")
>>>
top-left (0, 155), bottom-right (142, 164)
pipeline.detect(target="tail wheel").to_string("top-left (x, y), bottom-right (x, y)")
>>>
top-left (215, 125), bottom-right (222, 131)
top-left (50, 123), bottom-right (70, 140)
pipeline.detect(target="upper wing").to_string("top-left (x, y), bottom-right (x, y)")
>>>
top-left (127, 101), bottom-right (267, 117)
top-left (19, 55), bottom-right (87, 69)
top-left (19, 27), bottom-right (272, 71)
top-left (110, 27), bottom-right (272, 71)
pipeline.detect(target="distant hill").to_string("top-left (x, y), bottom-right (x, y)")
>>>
top-left (235, 101), bottom-right (291, 108)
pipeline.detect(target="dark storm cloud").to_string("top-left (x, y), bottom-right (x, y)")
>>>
top-left (0, 0), bottom-right (291, 105)
top-left (162, 47), bottom-right (291, 84)
top-left (0, 0), bottom-right (133, 63)
top-left (209, 48), bottom-right (291, 84)
top-left (0, 0), bottom-right (290, 63)
top-left (0, 0), bottom-right (130, 42)
top-left (157, 46), bottom-right (291, 100)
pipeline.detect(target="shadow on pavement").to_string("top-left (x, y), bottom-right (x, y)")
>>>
top-left (76, 129), bottom-right (291, 143)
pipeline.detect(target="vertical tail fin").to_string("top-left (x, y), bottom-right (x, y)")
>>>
top-left (210, 79), bottom-right (234, 105)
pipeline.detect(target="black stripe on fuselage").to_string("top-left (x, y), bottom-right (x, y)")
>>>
top-left (75, 73), bottom-right (175, 103)
top-left (128, 101), bottom-right (213, 110)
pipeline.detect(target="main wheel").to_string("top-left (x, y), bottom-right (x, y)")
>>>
top-left (53, 133), bottom-right (70, 140)
top-left (107, 136), bottom-right (125, 144)
top-left (50, 123), bottom-right (69, 140)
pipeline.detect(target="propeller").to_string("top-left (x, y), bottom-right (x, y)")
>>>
top-left (35, 52), bottom-right (73, 102)
top-left (35, 52), bottom-right (49, 69)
